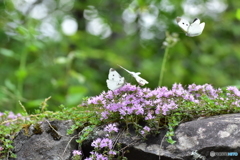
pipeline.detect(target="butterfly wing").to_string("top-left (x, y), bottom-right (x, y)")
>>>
top-left (118, 65), bottom-right (140, 76)
top-left (108, 68), bottom-right (120, 80)
top-left (106, 79), bottom-right (124, 90)
top-left (199, 22), bottom-right (205, 32)
top-left (192, 18), bottom-right (200, 25)
top-left (134, 76), bottom-right (149, 86)
top-left (119, 65), bottom-right (148, 86)
top-left (187, 22), bottom-right (205, 37)
top-left (176, 17), bottom-right (190, 33)
top-left (106, 68), bottom-right (125, 90)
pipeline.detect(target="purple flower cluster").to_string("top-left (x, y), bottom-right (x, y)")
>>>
top-left (84, 138), bottom-right (117, 160)
top-left (140, 126), bottom-right (151, 135)
top-left (227, 86), bottom-right (240, 97)
top-left (7, 112), bottom-right (22, 119)
top-left (81, 83), bottom-right (240, 130)
top-left (86, 152), bottom-right (108, 160)
top-left (91, 138), bottom-right (113, 149)
top-left (0, 112), bottom-right (25, 126)
top-left (104, 123), bottom-right (118, 137)
top-left (72, 150), bottom-right (82, 156)
top-left (84, 83), bottom-right (235, 120)
top-left (104, 123), bottom-right (118, 134)
top-left (187, 83), bottom-right (221, 99)
top-left (226, 86), bottom-right (240, 107)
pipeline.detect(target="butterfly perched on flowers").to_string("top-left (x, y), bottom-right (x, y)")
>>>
top-left (176, 17), bottom-right (205, 37)
top-left (106, 68), bottom-right (125, 90)
top-left (119, 65), bottom-right (148, 86)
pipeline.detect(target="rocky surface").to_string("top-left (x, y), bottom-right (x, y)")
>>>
top-left (83, 113), bottom-right (240, 160)
top-left (10, 114), bottom-right (240, 160)
top-left (10, 120), bottom-right (77, 160)
top-left (129, 114), bottom-right (240, 160)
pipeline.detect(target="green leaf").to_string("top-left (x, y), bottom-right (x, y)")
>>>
top-left (166, 137), bottom-right (176, 144)
top-left (16, 26), bottom-right (29, 36)
top-left (4, 79), bottom-right (16, 91)
top-left (0, 48), bottom-right (14, 57)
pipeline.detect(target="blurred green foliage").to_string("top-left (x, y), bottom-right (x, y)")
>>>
top-left (0, 0), bottom-right (240, 112)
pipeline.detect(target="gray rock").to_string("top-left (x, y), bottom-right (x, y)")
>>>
top-left (83, 113), bottom-right (240, 160)
top-left (9, 114), bottom-right (240, 160)
top-left (10, 120), bottom-right (77, 160)
top-left (114, 114), bottom-right (240, 160)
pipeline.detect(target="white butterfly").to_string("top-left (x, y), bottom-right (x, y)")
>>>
top-left (119, 65), bottom-right (148, 86)
top-left (176, 17), bottom-right (205, 37)
top-left (106, 68), bottom-right (125, 90)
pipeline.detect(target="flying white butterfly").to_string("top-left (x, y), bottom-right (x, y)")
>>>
top-left (119, 65), bottom-right (148, 86)
top-left (176, 17), bottom-right (205, 37)
top-left (106, 68), bottom-right (125, 90)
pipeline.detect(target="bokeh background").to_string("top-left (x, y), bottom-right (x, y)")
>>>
top-left (0, 0), bottom-right (240, 112)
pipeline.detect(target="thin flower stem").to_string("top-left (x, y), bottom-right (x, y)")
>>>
top-left (158, 47), bottom-right (169, 86)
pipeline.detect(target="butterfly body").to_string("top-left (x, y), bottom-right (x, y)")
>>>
top-left (106, 68), bottom-right (125, 90)
top-left (176, 17), bottom-right (205, 37)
